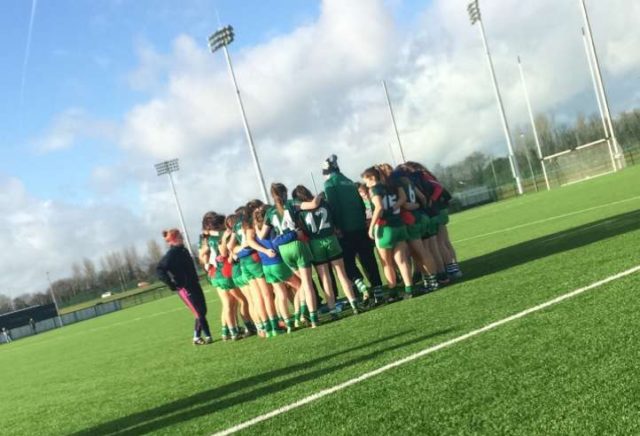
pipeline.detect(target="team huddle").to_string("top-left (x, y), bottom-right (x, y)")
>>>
top-left (157, 155), bottom-right (462, 344)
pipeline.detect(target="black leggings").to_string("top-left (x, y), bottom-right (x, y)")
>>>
top-left (178, 288), bottom-right (212, 338)
top-left (339, 229), bottom-right (382, 288)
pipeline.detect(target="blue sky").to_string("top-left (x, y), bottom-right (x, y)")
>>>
top-left (1, 0), bottom-right (434, 205)
top-left (1, 0), bottom-right (320, 202)
top-left (1, 0), bottom-right (638, 297)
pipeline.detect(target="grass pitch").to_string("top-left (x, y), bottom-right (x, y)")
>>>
top-left (1, 166), bottom-right (639, 435)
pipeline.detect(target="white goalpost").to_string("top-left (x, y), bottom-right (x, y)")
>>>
top-left (542, 137), bottom-right (616, 187)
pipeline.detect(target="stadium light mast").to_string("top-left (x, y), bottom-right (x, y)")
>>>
top-left (580, 27), bottom-right (616, 173)
top-left (382, 79), bottom-right (407, 163)
top-left (517, 56), bottom-right (550, 191)
top-left (467, 0), bottom-right (523, 195)
top-left (46, 271), bottom-right (64, 327)
top-left (154, 159), bottom-right (195, 258)
top-left (578, 0), bottom-right (625, 170)
top-left (208, 25), bottom-right (269, 203)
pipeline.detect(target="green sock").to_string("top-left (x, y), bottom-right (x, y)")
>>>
top-left (309, 311), bottom-right (319, 324)
top-left (405, 285), bottom-right (414, 294)
top-left (300, 303), bottom-right (308, 319)
top-left (229, 326), bottom-right (239, 337)
top-left (285, 318), bottom-right (294, 329)
top-left (221, 325), bottom-right (230, 338)
top-left (270, 318), bottom-right (280, 332)
top-left (349, 299), bottom-right (357, 309)
top-left (294, 311), bottom-right (300, 322)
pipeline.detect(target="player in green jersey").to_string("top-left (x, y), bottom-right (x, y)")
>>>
top-left (404, 161), bottom-right (462, 282)
top-left (266, 183), bottom-right (320, 327)
top-left (361, 166), bottom-right (415, 300)
top-left (228, 207), bottom-right (272, 337)
top-left (380, 163), bottom-right (440, 292)
top-left (292, 185), bottom-right (360, 316)
top-left (253, 204), bottom-right (301, 333)
top-left (224, 214), bottom-right (259, 334)
top-left (199, 212), bottom-right (242, 340)
top-left (240, 200), bottom-right (286, 337)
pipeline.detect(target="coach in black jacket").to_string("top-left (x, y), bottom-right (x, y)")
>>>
top-left (157, 228), bottom-right (212, 345)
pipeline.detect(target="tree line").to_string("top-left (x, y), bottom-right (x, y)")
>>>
top-left (0, 240), bottom-right (165, 315)
top-left (432, 109), bottom-right (640, 192)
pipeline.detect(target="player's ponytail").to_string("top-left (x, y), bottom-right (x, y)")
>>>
top-left (270, 183), bottom-right (288, 216)
top-left (252, 204), bottom-right (269, 228)
top-left (243, 199), bottom-right (264, 229)
top-left (292, 185), bottom-right (314, 202)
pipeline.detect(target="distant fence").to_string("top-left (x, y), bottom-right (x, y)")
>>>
top-left (0, 300), bottom-right (122, 344)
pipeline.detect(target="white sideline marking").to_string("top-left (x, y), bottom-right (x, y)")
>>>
top-left (452, 195), bottom-right (640, 244)
top-left (212, 265), bottom-right (640, 436)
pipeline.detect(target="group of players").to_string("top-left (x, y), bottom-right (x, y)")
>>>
top-left (157, 155), bottom-right (462, 344)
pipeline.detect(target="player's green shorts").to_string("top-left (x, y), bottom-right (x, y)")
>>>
top-left (263, 262), bottom-right (294, 284)
top-left (421, 215), bottom-right (439, 239)
top-left (374, 225), bottom-right (408, 249)
top-left (406, 213), bottom-right (427, 241)
top-left (214, 275), bottom-right (235, 291)
top-left (232, 262), bottom-right (249, 288)
top-left (240, 256), bottom-right (265, 281)
top-left (309, 235), bottom-right (343, 264)
top-left (279, 240), bottom-right (313, 270)
top-left (437, 208), bottom-right (449, 226)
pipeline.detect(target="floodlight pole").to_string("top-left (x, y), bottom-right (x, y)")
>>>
top-left (581, 27), bottom-right (616, 173)
top-left (310, 172), bottom-right (319, 195)
top-left (167, 172), bottom-right (194, 258)
top-left (517, 56), bottom-right (550, 191)
top-left (468, 0), bottom-right (523, 195)
top-left (155, 159), bottom-right (195, 258)
top-left (382, 80), bottom-right (407, 163)
top-left (46, 271), bottom-right (64, 327)
top-left (209, 26), bottom-right (269, 203)
top-left (579, 0), bottom-right (624, 170)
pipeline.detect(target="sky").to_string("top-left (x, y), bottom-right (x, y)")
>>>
top-left (1, 0), bottom-right (638, 298)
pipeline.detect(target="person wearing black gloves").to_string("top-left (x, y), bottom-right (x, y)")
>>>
top-left (157, 228), bottom-right (213, 345)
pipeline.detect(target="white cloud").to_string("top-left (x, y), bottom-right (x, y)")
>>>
top-left (0, 176), bottom-right (151, 296)
top-left (4, 0), bottom-right (639, 297)
top-left (33, 108), bottom-right (118, 152)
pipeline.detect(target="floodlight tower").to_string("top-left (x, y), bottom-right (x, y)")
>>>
top-left (208, 25), bottom-right (269, 203)
top-left (155, 159), bottom-right (195, 258)
top-left (46, 271), bottom-right (64, 327)
top-left (382, 79), bottom-right (407, 163)
top-left (467, 0), bottom-right (523, 195)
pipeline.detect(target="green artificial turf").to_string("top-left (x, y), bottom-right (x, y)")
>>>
top-left (1, 165), bottom-right (639, 435)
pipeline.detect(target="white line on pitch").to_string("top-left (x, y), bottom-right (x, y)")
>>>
top-left (212, 264), bottom-right (640, 436)
top-left (452, 195), bottom-right (640, 244)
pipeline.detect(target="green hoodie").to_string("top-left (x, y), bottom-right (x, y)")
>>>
top-left (323, 172), bottom-right (366, 232)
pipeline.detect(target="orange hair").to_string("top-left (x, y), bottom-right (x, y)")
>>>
top-left (162, 228), bottom-right (181, 244)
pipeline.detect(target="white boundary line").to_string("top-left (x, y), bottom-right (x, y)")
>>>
top-left (212, 264), bottom-right (640, 436)
top-left (453, 195), bottom-right (640, 244)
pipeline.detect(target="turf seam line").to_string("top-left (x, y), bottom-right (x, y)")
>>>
top-left (452, 195), bottom-right (640, 244)
top-left (212, 264), bottom-right (640, 436)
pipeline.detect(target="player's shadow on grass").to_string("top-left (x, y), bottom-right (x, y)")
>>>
top-left (74, 327), bottom-right (454, 436)
top-left (460, 208), bottom-right (640, 280)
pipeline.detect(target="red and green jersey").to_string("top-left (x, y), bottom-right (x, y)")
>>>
top-left (206, 232), bottom-right (228, 277)
top-left (370, 183), bottom-right (402, 227)
top-left (396, 176), bottom-right (425, 217)
top-left (298, 199), bottom-right (336, 239)
top-left (233, 220), bottom-right (246, 247)
top-left (265, 200), bottom-right (298, 236)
